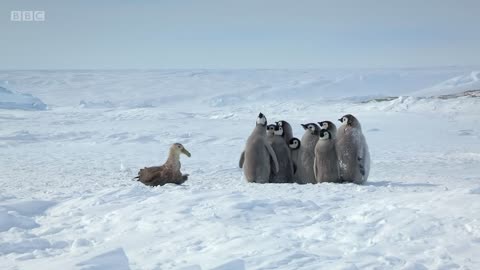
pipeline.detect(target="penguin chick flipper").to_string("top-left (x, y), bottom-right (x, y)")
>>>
top-left (358, 157), bottom-right (365, 176)
top-left (239, 151), bottom-right (245, 168)
top-left (265, 143), bottom-right (279, 173)
top-left (293, 162), bottom-right (297, 174)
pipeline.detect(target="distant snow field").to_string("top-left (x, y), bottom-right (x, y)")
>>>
top-left (1, 69), bottom-right (480, 270)
top-left (0, 86), bottom-right (47, 111)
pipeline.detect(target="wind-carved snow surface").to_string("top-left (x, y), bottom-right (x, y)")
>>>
top-left (0, 86), bottom-right (47, 110)
top-left (0, 69), bottom-right (480, 269)
top-left (412, 71), bottom-right (480, 97)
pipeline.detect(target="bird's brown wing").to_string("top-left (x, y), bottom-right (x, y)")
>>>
top-left (136, 166), bottom-right (163, 184)
top-left (148, 167), bottom-right (184, 186)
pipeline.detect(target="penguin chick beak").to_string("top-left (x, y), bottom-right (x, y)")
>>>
top-left (182, 148), bottom-right (191, 157)
top-left (338, 118), bottom-right (343, 123)
top-left (301, 124), bottom-right (308, 130)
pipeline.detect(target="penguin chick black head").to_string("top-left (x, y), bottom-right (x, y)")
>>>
top-left (301, 123), bottom-right (320, 135)
top-left (274, 125), bottom-right (284, 136)
top-left (318, 121), bottom-right (334, 130)
top-left (288, 137), bottom-right (301, 150)
top-left (338, 114), bottom-right (361, 128)
top-left (318, 130), bottom-right (332, 140)
top-left (256, 112), bottom-right (267, 126)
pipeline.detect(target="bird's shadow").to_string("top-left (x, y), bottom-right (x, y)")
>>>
top-left (366, 180), bottom-right (439, 188)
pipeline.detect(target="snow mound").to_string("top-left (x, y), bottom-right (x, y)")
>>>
top-left (79, 100), bottom-right (115, 109)
top-left (207, 94), bottom-right (245, 107)
top-left (1, 200), bottom-right (56, 216)
top-left (368, 96), bottom-right (420, 111)
top-left (0, 209), bottom-right (39, 232)
top-left (0, 86), bottom-right (47, 110)
top-left (211, 259), bottom-right (245, 270)
top-left (360, 95), bottom-right (480, 113)
top-left (0, 238), bottom-right (68, 256)
top-left (76, 248), bottom-right (130, 270)
top-left (0, 200), bottom-right (56, 232)
top-left (411, 71), bottom-right (480, 97)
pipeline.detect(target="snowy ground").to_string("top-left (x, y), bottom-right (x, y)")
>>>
top-left (1, 70), bottom-right (480, 269)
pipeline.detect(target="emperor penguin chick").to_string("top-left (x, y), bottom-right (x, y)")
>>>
top-left (288, 137), bottom-right (301, 179)
top-left (318, 120), bottom-right (337, 139)
top-left (336, 114), bottom-right (370, 184)
top-left (268, 125), bottom-right (294, 183)
top-left (276, 120), bottom-right (294, 144)
top-left (314, 130), bottom-right (340, 183)
top-left (266, 124), bottom-right (277, 144)
top-left (239, 113), bottom-right (279, 183)
top-left (296, 123), bottom-right (321, 184)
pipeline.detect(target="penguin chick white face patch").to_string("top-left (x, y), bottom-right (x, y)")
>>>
top-left (289, 140), bottom-right (299, 148)
top-left (321, 122), bottom-right (328, 129)
top-left (274, 126), bottom-right (283, 136)
top-left (319, 131), bottom-right (330, 140)
top-left (342, 117), bottom-right (348, 124)
top-left (257, 116), bottom-right (267, 125)
top-left (266, 124), bottom-right (275, 136)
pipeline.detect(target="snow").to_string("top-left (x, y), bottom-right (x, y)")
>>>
top-left (0, 69), bottom-right (480, 269)
top-left (411, 71), bottom-right (480, 97)
top-left (76, 248), bottom-right (130, 270)
top-left (0, 86), bottom-right (47, 110)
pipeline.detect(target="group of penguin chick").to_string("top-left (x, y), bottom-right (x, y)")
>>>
top-left (239, 113), bottom-right (370, 184)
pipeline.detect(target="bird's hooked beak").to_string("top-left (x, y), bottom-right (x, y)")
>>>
top-left (181, 148), bottom-right (191, 157)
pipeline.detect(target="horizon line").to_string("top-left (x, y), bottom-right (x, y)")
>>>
top-left (1, 65), bottom-right (479, 72)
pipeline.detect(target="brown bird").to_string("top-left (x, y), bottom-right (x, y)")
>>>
top-left (135, 143), bottom-right (191, 186)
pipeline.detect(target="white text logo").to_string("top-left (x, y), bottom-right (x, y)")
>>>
top-left (11, 11), bottom-right (46, 22)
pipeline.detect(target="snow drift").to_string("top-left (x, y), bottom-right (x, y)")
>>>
top-left (411, 71), bottom-right (480, 97)
top-left (0, 86), bottom-right (47, 110)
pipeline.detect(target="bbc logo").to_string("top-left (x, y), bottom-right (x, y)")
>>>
top-left (11, 11), bottom-right (46, 22)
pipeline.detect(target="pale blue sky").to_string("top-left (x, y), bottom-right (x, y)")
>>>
top-left (1, 0), bottom-right (479, 69)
